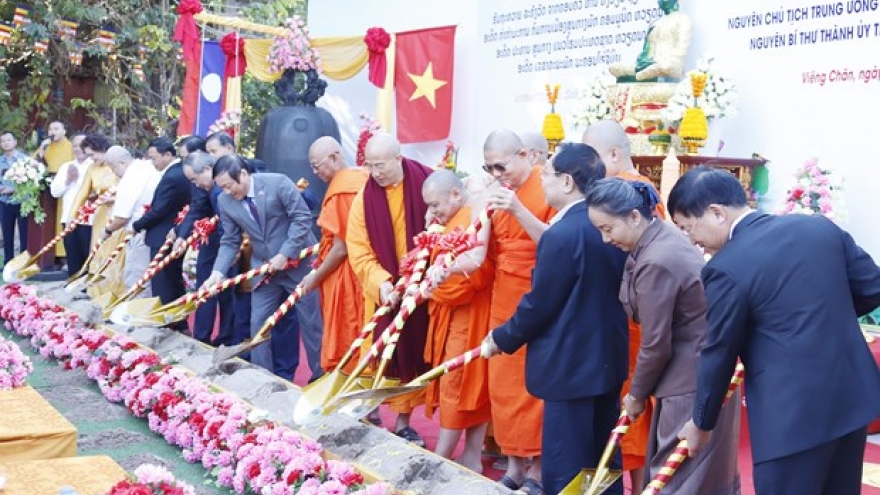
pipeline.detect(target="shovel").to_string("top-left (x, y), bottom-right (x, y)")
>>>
top-left (99, 219), bottom-right (216, 318)
top-left (639, 362), bottom-right (744, 495)
top-left (295, 232), bottom-right (482, 425)
top-left (212, 274), bottom-right (311, 364)
top-left (332, 343), bottom-right (488, 421)
top-left (66, 232), bottom-right (132, 294)
top-left (291, 247), bottom-right (434, 426)
top-left (64, 240), bottom-right (101, 290)
top-left (4, 197), bottom-right (111, 283)
top-left (560, 412), bottom-right (630, 495)
top-left (110, 242), bottom-right (319, 327)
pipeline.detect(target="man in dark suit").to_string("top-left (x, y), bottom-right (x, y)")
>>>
top-left (670, 166), bottom-right (880, 495)
top-left (175, 150), bottom-right (241, 346)
top-left (484, 144), bottom-right (629, 495)
top-left (132, 137), bottom-right (192, 312)
top-left (202, 155), bottom-right (323, 381)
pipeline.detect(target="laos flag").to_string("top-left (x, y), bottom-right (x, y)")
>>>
top-left (178, 40), bottom-right (226, 138)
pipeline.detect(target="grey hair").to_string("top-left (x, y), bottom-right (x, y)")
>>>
top-left (584, 177), bottom-right (654, 219)
top-left (182, 150), bottom-right (215, 174)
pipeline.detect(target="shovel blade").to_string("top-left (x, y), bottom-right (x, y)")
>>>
top-left (335, 377), bottom-right (405, 422)
top-left (560, 468), bottom-right (622, 495)
top-left (2, 251), bottom-right (35, 282)
top-left (109, 297), bottom-right (164, 326)
top-left (292, 370), bottom-right (377, 426)
top-left (212, 334), bottom-right (271, 365)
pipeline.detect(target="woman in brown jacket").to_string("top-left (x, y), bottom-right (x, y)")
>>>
top-left (585, 177), bottom-right (741, 495)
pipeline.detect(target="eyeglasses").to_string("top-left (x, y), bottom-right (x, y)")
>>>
top-left (363, 157), bottom-right (395, 171)
top-left (482, 155), bottom-right (516, 174)
top-left (310, 152), bottom-right (336, 171)
top-left (680, 215), bottom-right (704, 237)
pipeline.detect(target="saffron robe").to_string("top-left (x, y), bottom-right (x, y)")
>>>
top-left (44, 138), bottom-right (75, 257)
top-left (488, 166), bottom-right (556, 457)
top-left (317, 168), bottom-right (368, 371)
top-left (347, 179), bottom-right (429, 413)
top-left (424, 206), bottom-right (494, 429)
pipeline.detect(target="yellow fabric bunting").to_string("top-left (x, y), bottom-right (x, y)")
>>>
top-left (243, 36), bottom-right (367, 83)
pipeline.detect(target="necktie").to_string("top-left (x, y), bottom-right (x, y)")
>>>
top-left (244, 196), bottom-right (261, 226)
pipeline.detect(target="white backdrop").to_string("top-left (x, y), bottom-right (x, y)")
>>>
top-left (308, 0), bottom-right (880, 257)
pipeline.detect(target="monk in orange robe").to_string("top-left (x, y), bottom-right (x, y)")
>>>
top-left (346, 133), bottom-right (433, 446)
top-left (583, 119), bottom-right (667, 490)
top-left (482, 129), bottom-right (556, 489)
top-left (302, 137), bottom-right (368, 372)
top-left (420, 170), bottom-right (494, 473)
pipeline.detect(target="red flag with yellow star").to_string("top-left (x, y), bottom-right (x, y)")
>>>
top-left (394, 26), bottom-right (455, 144)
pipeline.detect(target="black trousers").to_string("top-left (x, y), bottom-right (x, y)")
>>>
top-left (753, 426), bottom-right (867, 495)
top-left (0, 202), bottom-right (27, 266)
top-left (542, 391), bottom-right (623, 495)
top-left (149, 244), bottom-right (186, 307)
top-left (62, 224), bottom-right (92, 276)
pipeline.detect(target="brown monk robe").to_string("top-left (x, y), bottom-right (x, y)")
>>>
top-left (302, 137), bottom-right (369, 371)
top-left (346, 133), bottom-right (432, 445)
top-left (481, 128), bottom-right (556, 490)
top-left (583, 118), bottom-right (669, 488)
top-left (422, 170), bottom-right (494, 472)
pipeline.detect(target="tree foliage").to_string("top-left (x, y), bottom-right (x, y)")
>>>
top-left (0, 0), bottom-right (305, 153)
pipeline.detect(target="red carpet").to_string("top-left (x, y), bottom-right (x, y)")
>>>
top-left (285, 344), bottom-right (880, 495)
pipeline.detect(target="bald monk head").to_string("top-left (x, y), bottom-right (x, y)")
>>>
top-left (308, 136), bottom-right (348, 183)
top-left (482, 129), bottom-right (532, 189)
top-left (422, 169), bottom-right (467, 225)
top-left (581, 119), bottom-right (634, 177)
top-left (520, 131), bottom-right (549, 166)
top-left (364, 132), bottom-right (403, 188)
top-left (103, 145), bottom-right (134, 178)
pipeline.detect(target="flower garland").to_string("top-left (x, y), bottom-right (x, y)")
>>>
top-left (0, 335), bottom-right (33, 389)
top-left (105, 463), bottom-right (197, 495)
top-left (356, 113), bottom-right (383, 167)
top-left (0, 283), bottom-right (392, 495)
top-left (2, 156), bottom-right (50, 223)
top-left (662, 57), bottom-right (738, 127)
top-left (268, 15), bottom-right (323, 74)
top-left (779, 157), bottom-right (846, 223)
top-left (571, 71), bottom-right (615, 128)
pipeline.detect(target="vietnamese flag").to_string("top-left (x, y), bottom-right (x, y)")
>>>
top-left (394, 26), bottom-right (456, 144)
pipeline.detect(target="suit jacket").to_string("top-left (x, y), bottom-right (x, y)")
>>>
top-left (132, 162), bottom-right (192, 249)
top-left (493, 201), bottom-right (629, 401)
top-left (695, 212), bottom-right (880, 463)
top-left (622, 219), bottom-right (707, 400)
top-left (176, 185), bottom-right (223, 256)
top-left (213, 172), bottom-right (316, 284)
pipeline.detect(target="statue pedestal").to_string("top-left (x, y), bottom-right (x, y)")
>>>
top-left (606, 82), bottom-right (680, 156)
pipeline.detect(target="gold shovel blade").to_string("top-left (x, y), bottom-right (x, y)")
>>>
top-left (212, 335), bottom-right (271, 365)
top-left (560, 468), bottom-right (623, 495)
top-left (292, 370), bottom-right (378, 426)
top-left (109, 297), bottom-right (164, 326)
top-left (335, 378), bottom-right (408, 422)
top-left (2, 251), bottom-right (35, 282)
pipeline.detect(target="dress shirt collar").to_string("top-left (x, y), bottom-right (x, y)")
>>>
top-left (729, 209), bottom-right (754, 240)
top-left (549, 198), bottom-right (585, 225)
top-left (247, 176), bottom-right (256, 200)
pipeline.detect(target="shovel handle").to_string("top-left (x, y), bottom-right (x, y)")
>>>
top-left (640, 362), bottom-right (745, 495)
top-left (86, 232), bottom-right (134, 283)
top-left (117, 217), bottom-right (217, 305)
top-left (369, 241), bottom-right (477, 388)
top-left (251, 278), bottom-right (309, 342)
top-left (409, 343), bottom-right (487, 386)
top-left (179, 242), bottom-right (319, 307)
top-left (332, 246), bottom-right (432, 374)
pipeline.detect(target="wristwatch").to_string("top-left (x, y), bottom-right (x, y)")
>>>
top-left (104, 227), bottom-right (113, 236)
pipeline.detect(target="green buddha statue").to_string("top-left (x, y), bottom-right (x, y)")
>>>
top-left (610, 0), bottom-right (693, 82)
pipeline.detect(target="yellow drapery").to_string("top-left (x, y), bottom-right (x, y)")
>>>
top-left (243, 36), bottom-right (368, 82)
